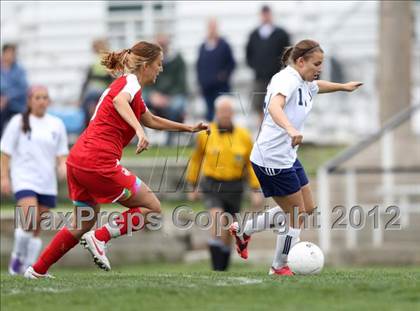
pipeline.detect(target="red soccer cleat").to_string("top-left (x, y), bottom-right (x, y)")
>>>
top-left (268, 265), bottom-right (294, 276)
top-left (229, 222), bottom-right (251, 259)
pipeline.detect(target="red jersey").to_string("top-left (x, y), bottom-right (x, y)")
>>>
top-left (67, 74), bottom-right (147, 171)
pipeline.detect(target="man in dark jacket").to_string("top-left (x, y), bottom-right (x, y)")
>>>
top-left (246, 5), bottom-right (290, 123)
top-left (197, 18), bottom-right (236, 121)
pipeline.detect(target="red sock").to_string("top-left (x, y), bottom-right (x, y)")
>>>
top-left (94, 226), bottom-right (111, 242)
top-left (94, 207), bottom-right (143, 242)
top-left (32, 227), bottom-right (79, 274)
top-left (118, 208), bottom-right (144, 235)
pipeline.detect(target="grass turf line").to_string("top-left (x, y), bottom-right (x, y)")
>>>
top-left (1, 263), bottom-right (419, 311)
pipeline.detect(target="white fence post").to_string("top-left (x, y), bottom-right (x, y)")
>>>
top-left (318, 168), bottom-right (331, 254)
top-left (346, 170), bottom-right (357, 249)
top-left (375, 131), bottom-right (395, 247)
top-left (399, 194), bottom-right (410, 228)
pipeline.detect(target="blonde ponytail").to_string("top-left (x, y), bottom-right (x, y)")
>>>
top-left (101, 42), bottom-right (162, 77)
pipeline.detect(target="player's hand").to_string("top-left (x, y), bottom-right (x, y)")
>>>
top-left (136, 129), bottom-right (149, 154)
top-left (190, 122), bottom-right (209, 133)
top-left (343, 81), bottom-right (363, 92)
top-left (286, 127), bottom-right (303, 147)
top-left (1, 176), bottom-right (11, 195)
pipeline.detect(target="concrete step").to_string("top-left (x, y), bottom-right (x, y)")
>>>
top-left (327, 245), bottom-right (420, 266)
top-left (185, 244), bottom-right (420, 267)
top-left (2, 209), bottom-right (420, 267)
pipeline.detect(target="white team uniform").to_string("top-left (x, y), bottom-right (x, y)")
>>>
top-left (250, 66), bottom-right (319, 169)
top-left (0, 113), bottom-right (69, 195)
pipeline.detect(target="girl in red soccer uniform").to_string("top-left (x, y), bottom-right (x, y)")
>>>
top-left (25, 41), bottom-right (208, 278)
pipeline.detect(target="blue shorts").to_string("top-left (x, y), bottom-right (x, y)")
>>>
top-left (14, 190), bottom-right (57, 208)
top-left (251, 159), bottom-right (309, 197)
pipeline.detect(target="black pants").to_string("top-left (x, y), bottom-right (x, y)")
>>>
top-left (201, 177), bottom-right (244, 271)
top-left (201, 177), bottom-right (244, 214)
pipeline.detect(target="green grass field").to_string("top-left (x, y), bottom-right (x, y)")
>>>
top-left (1, 263), bottom-right (419, 311)
top-left (2, 144), bottom-right (417, 310)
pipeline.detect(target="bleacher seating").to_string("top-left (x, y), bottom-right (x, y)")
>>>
top-left (1, 1), bottom-right (419, 143)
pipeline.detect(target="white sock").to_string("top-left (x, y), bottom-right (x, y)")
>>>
top-left (272, 227), bottom-right (301, 269)
top-left (11, 228), bottom-right (32, 261)
top-left (243, 206), bottom-right (285, 236)
top-left (24, 236), bottom-right (42, 270)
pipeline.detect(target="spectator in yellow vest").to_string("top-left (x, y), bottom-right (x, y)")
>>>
top-left (186, 95), bottom-right (263, 271)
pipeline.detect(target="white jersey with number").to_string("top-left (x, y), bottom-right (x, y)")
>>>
top-left (0, 113), bottom-right (69, 195)
top-left (250, 66), bottom-right (319, 168)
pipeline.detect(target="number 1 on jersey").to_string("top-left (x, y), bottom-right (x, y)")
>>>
top-left (298, 88), bottom-right (303, 106)
top-left (298, 88), bottom-right (307, 107)
top-left (90, 88), bottom-right (111, 121)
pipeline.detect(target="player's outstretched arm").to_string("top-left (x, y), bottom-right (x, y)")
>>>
top-left (316, 81), bottom-right (363, 94)
top-left (140, 110), bottom-right (208, 133)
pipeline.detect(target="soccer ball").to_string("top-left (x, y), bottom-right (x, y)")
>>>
top-left (287, 241), bottom-right (324, 275)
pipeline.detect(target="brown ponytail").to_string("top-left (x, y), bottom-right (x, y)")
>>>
top-left (101, 49), bottom-right (131, 77)
top-left (280, 39), bottom-right (323, 68)
top-left (22, 107), bottom-right (31, 135)
top-left (22, 85), bottom-right (49, 136)
top-left (101, 41), bottom-right (162, 77)
top-left (281, 46), bottom-right (294, 68)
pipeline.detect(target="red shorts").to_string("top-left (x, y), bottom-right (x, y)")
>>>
top-left (67, 163), bottom-right (141, 206)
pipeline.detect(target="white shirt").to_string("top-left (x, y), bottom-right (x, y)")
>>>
top-left (250, 66), bottom-right (319, 168)
top-left (258, 23), bottom-right (275, 39)
top-left (1, 113), bottom-right (69, 195)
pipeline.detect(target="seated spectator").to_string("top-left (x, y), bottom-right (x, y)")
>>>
top-left (79, 39), bottom-right (113, 128)
top-left (143, 34), bottom-right (188, 145)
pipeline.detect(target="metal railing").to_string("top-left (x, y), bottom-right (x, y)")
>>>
top-left (317, 103), bottom-right (420, 253)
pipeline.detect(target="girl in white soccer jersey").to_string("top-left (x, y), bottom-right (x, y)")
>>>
top-left (230, 39), bottom-right (362, 275)
top-left (0, 85), bottom-right (68, 275)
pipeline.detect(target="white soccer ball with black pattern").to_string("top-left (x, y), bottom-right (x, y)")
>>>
top-left (287, 241), bottom-right (324, 275)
